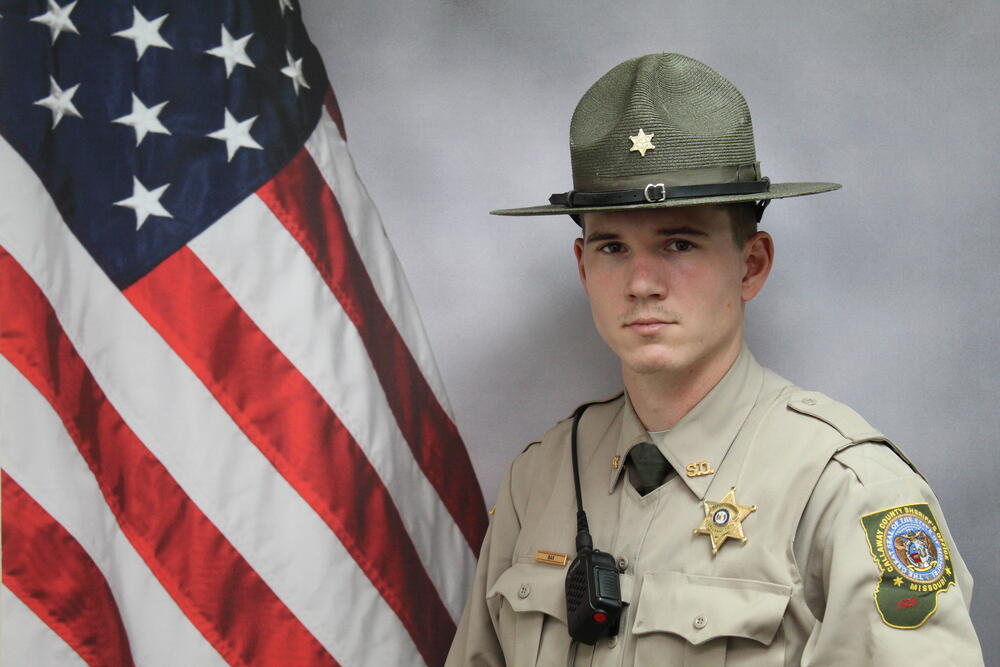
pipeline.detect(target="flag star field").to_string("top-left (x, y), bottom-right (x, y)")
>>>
top-left (1, 0), bottom-right (326, 287)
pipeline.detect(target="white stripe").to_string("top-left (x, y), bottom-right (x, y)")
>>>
top-left (189, 194), bottom-right (474, 619)
top-left (305, 110), bottom-right (457, 420)
top-left (1, 585), bottom-right (88, 667)
top-left (0, 358), bottom-right (227, 667)
top-left (0, 136), bottom-right (425, 667)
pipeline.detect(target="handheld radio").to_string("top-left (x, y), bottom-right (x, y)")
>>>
top-left (565, 399), bottom-right (624, 644)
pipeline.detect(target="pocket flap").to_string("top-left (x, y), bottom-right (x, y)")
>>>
top-left (632, 572), bottom-right (790, 646)
top-left (487, 563), bottom-right (568, 623)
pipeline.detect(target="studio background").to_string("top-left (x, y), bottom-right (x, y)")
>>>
top-left (304, 1), bottom-right (1000, 660)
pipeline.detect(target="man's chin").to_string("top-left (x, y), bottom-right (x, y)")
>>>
top-left (620, 349), bottom-right (687, 376)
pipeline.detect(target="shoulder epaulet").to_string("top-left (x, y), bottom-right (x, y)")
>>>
top-left (786, 390), bottom-right (884, 444)
top-left (786, 390), bottom-right (921, 477)
top-left (557, 391), bottom-right (625, 423)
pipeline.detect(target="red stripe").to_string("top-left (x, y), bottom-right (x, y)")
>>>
top-left (323, 88), bottom-right (346, 140)
top-left (0, 248), bottom-right (336, 667)
top-left (124, 246), bottom-right (455, 666)
top-left (1, 471), bottom-right (136, 667)
top-left (258, 147), bottom-right (488, 553)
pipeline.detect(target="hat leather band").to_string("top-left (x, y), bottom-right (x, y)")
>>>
top-left (549, 179), bottom-right (770, 208)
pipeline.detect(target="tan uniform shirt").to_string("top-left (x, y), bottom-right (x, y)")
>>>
top-left (446, 347), bottom-right (984, 666)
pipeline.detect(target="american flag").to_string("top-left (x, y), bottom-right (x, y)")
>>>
top-left (0, 1), bottom-right (487, 665)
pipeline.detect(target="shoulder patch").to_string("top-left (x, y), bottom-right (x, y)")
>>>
top-left (859, 503), bottom-right (956, 629)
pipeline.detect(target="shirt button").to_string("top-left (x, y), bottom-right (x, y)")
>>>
top-left (693, 614), bottom-right (707, 630)
top-left (617, 556), bottom-right (629, 572)
top-left (802, 397), bottom-right (817, 406)
top-left (518, 583), bottom-right (530, 599)
top-left (607, 635), bottom-right (618, 648)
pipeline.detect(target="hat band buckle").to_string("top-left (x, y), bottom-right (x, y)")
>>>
top-left (643, 183), bottom-right (667, 203)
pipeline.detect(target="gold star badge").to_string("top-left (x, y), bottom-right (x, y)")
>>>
top-left (693, 487), bottom-right (757, 555)
top-left (629, 129), bottom-right (655, 157)
top-left (893, 576), bottom-right (904, 587)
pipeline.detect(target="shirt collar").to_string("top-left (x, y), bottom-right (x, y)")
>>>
top-left (609, 344), bottom-right (765, 499)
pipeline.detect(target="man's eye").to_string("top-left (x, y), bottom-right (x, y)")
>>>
top-left (598, 242), bottom-right (625, 254)
top-left (668, 239), bottom-right (695, 252)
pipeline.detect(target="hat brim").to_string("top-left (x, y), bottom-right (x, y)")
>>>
top-left (490, 181), bottom-right (841, 216)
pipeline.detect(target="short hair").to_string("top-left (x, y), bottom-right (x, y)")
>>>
top-left (727, 202), bottom-right (759, 247)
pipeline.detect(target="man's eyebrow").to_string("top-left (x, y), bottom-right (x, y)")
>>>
top-left (584, 226), bottom-right (709, 244)
top-left (585, 231), bottom-right (620, 244)
top-left (655, 226), bottom-right (709, 237)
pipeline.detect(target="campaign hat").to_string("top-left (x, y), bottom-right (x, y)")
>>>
top-left (492, 53), bottom-right (839, 216)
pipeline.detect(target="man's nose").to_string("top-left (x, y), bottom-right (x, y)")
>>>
top-left (626, 252), bottom-right (666, 300)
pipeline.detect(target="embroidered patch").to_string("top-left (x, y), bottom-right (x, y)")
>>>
top-left (860, 503), bottom-right (956, 629)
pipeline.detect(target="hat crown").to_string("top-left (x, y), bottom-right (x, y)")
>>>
top-left (570, 53), bottom-right (757, 190)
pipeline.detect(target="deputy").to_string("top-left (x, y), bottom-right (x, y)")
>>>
top-left (446, 53), bottom-right (984, 665)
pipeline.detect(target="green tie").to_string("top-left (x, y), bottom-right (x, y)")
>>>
top-left (627, 442), bottom-right (671, 496)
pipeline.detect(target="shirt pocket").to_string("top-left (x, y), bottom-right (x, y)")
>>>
top-left (632, 571), bottom-right (791, 667)
top-left (487, 563), bottom-right (571, 667)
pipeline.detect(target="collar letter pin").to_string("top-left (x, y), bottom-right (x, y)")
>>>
top-left (536, 550), bottom-right (569, 567)
top-left (685, 461), bottom-right (715, 477)
top-left (611, 455), bottom-right (621, 470)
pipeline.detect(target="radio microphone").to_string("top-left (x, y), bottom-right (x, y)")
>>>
top-left (565, 400), bottom-right (623, 644)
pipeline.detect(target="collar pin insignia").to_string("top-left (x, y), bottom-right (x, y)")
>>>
top-left (685, 461), bottom-right (715, 477)
top-left (611, 455), bottom-right (621, 470)
top-left (694, 487), bottom-right (757, 555)
top-left (629, 128), bottom-right (655, 156)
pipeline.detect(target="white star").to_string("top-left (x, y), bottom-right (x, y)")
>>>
top-left (281, 50), bottom-right (310, 96)
top-left (113, 7), bottom-right (172, 60)
top-left (278, 0), bottom-right (294, 15)
top-left (113, 94), bottom-right (170, 145)
top-left (114, 177), bottom-right (172, 230)
top-left (30, 0), bottom-right (79, 44)
top-left (207, 109), bottom-right (263, 162)
top-left (34, 76), bottom-right (82, 128)
top-left (205, 26), bottom-right (254, 78)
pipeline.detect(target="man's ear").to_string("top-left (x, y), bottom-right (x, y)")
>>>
top-left (741, 231), bottom-right (773, 302)
top-left (573, 237), bottom-right (588, 294)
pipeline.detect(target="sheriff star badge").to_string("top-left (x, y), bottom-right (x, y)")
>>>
top-left (694, 487), bottom-right (757, 555)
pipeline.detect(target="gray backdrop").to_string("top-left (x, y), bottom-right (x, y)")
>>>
top-left (304, 1), bottom-right (999, 661)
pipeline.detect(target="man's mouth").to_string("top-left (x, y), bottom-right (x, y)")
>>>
top-left (624, 318), bottom-right (674, 335)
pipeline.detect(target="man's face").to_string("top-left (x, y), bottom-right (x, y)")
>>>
top-left (573, 205), bottom-right (771, 379)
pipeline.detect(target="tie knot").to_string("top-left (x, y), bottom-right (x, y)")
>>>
top-left (627, 442), bottom-right (671, 496)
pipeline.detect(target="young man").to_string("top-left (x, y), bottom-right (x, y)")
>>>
top-left (446, 54), bottom-right (983, 665)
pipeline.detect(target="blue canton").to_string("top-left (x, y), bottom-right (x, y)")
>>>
top-left (0, 0), bottom-right (327, 287)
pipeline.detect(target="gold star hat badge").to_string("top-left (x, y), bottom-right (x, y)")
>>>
top-left (628, 128), bottom-right (655, 156)
top-left (694, 487), bottom-right (757, 555)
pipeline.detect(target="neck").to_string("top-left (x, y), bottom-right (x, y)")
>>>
top-left (623, 336), bottom-right (743, 432)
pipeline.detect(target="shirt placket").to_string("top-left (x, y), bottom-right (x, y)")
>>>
top-left (579, 473), bottom-right (677, 666)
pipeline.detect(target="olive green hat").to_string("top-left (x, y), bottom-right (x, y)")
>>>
top-left (492, 53), bottom-right (840, 216)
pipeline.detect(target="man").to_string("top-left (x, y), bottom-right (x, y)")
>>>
top-left (446, 53), bottom-right (983, 665)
